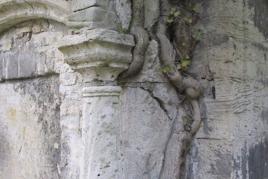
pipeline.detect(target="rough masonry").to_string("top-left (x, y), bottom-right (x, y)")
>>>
top-left (0, 0), bottom-right (268, 179)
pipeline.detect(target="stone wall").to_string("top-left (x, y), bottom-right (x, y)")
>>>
top-left (0, 0), bottom-right (267, 179)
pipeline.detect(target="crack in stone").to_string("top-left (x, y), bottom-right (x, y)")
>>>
top-left (158, 110), bottom-right (178, 179)
top-left (134, 85), bottom-right (179, 178)
top-left (0, 73), bottom-right (57, 84)
top-left (139, 86), bottom-right (173, 120)
top-left (73, 5), bottom-right (100, 12)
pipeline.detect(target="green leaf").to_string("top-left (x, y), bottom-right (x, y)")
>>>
top-left (174, 10), bottom-right (181, 17)
top-left (166, 18), bottom-right (174, 24)
top-left (170, 8), bottom-right (176, 14)
top-left (193, 29), bottom-right (204, 41)
top-left (161, 65), bottom-right (173, 73)
top-left (180, 58), bottom-right (191, 70)
top-left (186, 17), bottom-right (193, 24)
top-left (192, 4), bottom-right (200, 13)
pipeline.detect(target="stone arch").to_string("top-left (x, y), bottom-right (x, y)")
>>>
top-left (0, 3), bottom-right (65, 178)
top-left (0, 0), bottom-right (71, 34)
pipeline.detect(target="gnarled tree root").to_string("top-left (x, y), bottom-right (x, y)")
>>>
top-left (119, 26), bottom-right (149, 79)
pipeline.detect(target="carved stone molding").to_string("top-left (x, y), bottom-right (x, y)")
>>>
top-left (58, 28), bottom-right (134, 179)
top-left (0, 0), bottom-right (71, 33)
top-left (0, 0), bottom-right (130, 34)
top-left (58, 28), bottom-right (134, 81)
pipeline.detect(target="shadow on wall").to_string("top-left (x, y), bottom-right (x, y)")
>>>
top-left (248, 139), bottom-right (268, 179)
top-left (248, 0), bottom-right (268, 39)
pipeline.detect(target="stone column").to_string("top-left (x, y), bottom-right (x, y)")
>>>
top-left (58, 29), bottom-right (134, 179)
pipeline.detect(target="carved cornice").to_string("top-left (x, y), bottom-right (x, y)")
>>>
top-left (0, 0), bottom-right (71, 33)
top-left (58, 28), bottom-right (134, 81)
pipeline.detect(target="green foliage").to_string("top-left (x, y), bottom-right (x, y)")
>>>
top-left (166, 8), bottom-right (181, 25)
top-left (161, 65), bottom-right (173, 73)
top-left (182, 115), bottom-right (193, 131)
top-left (165, 2), bottom-right (201, 74)
top-left (116, 24), bottom-right (128, 34)
top-left (192, 29), bottom-right (204, 41)
top-left (178, 56), bottom-right (191, 71)
top-left (183, 16), bottom-right (193, 24)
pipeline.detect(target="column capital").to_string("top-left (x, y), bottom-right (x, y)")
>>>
top-left (58, 28), bottom-right (134, 81)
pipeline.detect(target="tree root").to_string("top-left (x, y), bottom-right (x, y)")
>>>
top-left (119, 26), bottom-right (149, 79)
top-left (156, 0), bottom-right (202, 178)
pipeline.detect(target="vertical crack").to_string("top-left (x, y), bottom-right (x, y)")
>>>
top-left (138, 85), bottom-right (178, 179)
top-left (139, 86), bottom-right (173, 120)
top-left (158, 110), bottom-right (178, 179)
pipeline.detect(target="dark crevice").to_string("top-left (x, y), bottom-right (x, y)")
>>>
top-left (0, 73), bottom-right (58, 84)
top-left (73, 5), bottom-right (100, 13)
top-left (139, 86), bottom-right (173, 120)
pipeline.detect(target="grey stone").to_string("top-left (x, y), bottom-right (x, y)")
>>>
top-left (71, 0), bottom-right (111, 12)
top-left (0, 57), bottom-right (3, 81)
top-left (115, 0), bottom-right (132, 30)
top-left (68, 7), bottom-right (118, 29)
top-left (18, 52), bottom-right (36, 78)
top-left (144, 0), bottom-right (160, 30)
top-left (4, 52), bottom-right (18, 79)
top-left (0, 0), bottom-right (267, 179)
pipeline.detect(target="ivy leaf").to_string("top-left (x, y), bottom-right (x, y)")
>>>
top-left (192, 4), bottom-right (200, 13)
top-left (170, 8), bottom-right (177, 14)
top-left (161, 65), bottom-right (173, 73)
top-left (180, 58), bottom-right (191, 70)
top-left (166, 18), bottom-right (174, 24)
top-left (193, 29), bottom-right (204, 41)
top-left (174, 10), bottom-right (181, 17)
top-left (185, 17), bottom-right (193, 24)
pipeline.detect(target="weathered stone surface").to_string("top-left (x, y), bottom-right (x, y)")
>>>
top-left (0, 20), bottom-right (68, 80)
top-left (0, 57), bottom-right (3, 81)
top-left (4, 52), bottom-right (19, 79)
top-left (115, 0), bottom-right (132, 30)
top-left (0, 0), bottom-right (70, 34)
top-left (58, 28), bottom-right (134, 81)
top-left (0, 76), bottom-right (60, 179)
top-left (186, 0), bottom-right (268, 178)
top-left (0, 0), bottom-right (267, 179)
top-left (68, 7), bottom-right (119, 30)
top-left (71, 0), bottom-right (111, 12)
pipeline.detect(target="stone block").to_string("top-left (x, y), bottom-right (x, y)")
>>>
top-left (71, 0), bottom-right (110, 11)
top-left (4, 52), bottom-right (18, 79)
top-left (68, 7), bottom-right (118, 29)
top-left (18, 52), bottom-right (36, 78)
top-left (115, 0), bottom-right (131, 30)
top-left (69, 7), bottom-right (107, 22)
top-left (0, 57), bottom-right (3, 81)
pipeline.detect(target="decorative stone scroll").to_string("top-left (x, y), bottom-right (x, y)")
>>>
top-left (58, 28), bottom-right (134, 179)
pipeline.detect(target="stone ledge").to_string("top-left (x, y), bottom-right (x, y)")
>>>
top-left (58, 29), bottom-right (134, 81)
